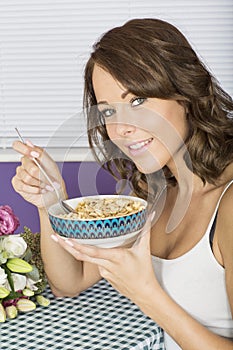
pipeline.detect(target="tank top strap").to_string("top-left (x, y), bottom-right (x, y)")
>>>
top-left (206, 180), bottom-right (233, 237)
top-left (216, 180), bottom-right (233, 208)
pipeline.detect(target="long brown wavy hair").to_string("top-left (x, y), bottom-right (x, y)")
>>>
top-left (83, 18), bottom-right (233, 200)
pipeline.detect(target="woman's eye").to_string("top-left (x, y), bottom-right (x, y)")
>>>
top-left (100, 108), bottom-right (116, 118)
top-left (130, 97), bottom-right (147, 107)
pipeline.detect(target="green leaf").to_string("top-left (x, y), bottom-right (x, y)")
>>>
top-left (26, 265), bottom-right (40, 281)
top-left (16, 299), bottom-right (36, 312)
top-left (0, 287), bottom-right (10, 299)
top-left (3, 265), bottom-right (15, 292)
top-left (36, 295), bottom-right (50, 307)
top-left (6, 258), bottom-right (33, 273)
top-left (23, 247), bottom-right (32, 262)
top-left (4, 290), bottom-right (22, 301)
top-left (0, 304), bottom-right (6, 322)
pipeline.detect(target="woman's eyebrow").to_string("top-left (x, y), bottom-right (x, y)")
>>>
top-left (97, 91), bottom-right (129, 105)
top-left (97, 100), bottom-right (108, 105)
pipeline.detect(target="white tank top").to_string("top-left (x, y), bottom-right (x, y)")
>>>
top-left (152, 181), bottom-right (233, 349)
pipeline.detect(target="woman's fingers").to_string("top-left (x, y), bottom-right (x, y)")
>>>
top-left (11, 174), bottom-right (45, 207)
top-left (52, 222), bottom-right (152, 267)
top-left (53, 234), bottom-right (123, 265)
top-left (20, 156), bottom-right (50, 186)
top-left (18, 159), bottom-right (41, 182)
top-left (13, 141), bottom-right (48, 183)
top-left (12, 174), bottom-right (42, 194)
top-left (12, 140), bottom-right (30, 155)
top-left (12, 140), bottom-right (42, 159)
top-left (66, 239), bottom-right (123, 262)
top-left (12, 172), bottom-right (60, 208)
top-left (13, 164), bottom-right (52, 194)
top-left (51, 234), bottom-right (111, 267)
top-left (12, 141), bottom-right (63, 208)
top-left (13, 141), bottom-right (62, 187)
top-left (13, 140), bottom-right (52, 173)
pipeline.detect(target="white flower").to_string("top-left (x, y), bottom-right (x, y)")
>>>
top-left (1, 235), bottom-right (27, 258)
top-left (26, 277), bottom-right (41, 291)
top-left (0, 251), bottom-right (7, 264)
top-left (4, 273), bottom-right (26, 291)
top-left (0, 267), bottom-right (7, 286)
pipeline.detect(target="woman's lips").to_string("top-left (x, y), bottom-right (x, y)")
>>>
top-left (127, 138), bottom-right (153, 155)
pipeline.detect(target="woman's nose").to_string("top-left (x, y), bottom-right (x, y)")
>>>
top-left (115, 122), bottom-right (136, 136)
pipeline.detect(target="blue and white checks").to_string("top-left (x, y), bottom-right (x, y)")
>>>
top-left (1, 279), bottom-right (164, 350)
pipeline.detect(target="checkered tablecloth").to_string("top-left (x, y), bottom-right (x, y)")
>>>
top-left (0, 279), bottom-right (164, 350)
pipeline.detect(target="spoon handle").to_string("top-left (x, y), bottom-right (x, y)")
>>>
top-left (32, 157), bottom-right (61, 200)
top-left (15, 127), bottom-right (61, 202)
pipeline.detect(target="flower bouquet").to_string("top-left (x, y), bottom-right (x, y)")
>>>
top-left (0, 205), bottom-right (49, 322)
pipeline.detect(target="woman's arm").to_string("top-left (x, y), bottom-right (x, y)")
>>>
top-left (12, 141), bottom-right (101, 296)
top-left (39, 208), bottom-right (101, 296)
top-left (53, 218), bottom-right (233, 349)
top-left (137, 282), bottom-right (233, 350)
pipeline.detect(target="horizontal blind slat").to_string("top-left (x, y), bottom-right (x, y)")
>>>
top-left (1, 0), bottom-right (232, 150)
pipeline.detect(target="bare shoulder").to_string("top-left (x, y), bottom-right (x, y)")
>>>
top-left (217, 179), bottom-right (233, 228)
top-left (220, 179), bottom-right (233, 208)
top-left (216, 180), bottom-right (233, 312)
top-left (217, 179), bottom-right (233, 264)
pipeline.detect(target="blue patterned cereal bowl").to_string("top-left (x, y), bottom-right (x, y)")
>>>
top-left (48, 195), bottom-right (147, 245)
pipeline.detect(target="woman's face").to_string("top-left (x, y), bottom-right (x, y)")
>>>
top-left (92, 64), bottom-right (189, 174)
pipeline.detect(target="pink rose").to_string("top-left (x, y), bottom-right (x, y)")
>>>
top-left (0, 206), bottom-right (20, 236)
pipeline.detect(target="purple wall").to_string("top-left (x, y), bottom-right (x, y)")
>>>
top-left (0, 162), bottom-right (116, 233)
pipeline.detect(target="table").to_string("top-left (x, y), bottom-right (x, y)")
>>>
top-left (0, 279), bottom-right (164, 350)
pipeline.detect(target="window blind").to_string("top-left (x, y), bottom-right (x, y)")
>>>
top-left (0, 0), bottom-right (232, 154)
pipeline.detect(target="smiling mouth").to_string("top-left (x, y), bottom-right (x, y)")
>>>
top-left (128, 138), bottom-right (153, 151)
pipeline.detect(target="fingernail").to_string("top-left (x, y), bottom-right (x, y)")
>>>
top-left (53, 181), bottom-right (60, 189)
top-left (45, 185), bottom-right (54, 192)
top-left (30, 151), bottom-right (40, 158)
top-left (65, 239), bottom-right (74, 247)
top-left (25, 140), bottom-right (34, 148)
top-left (51, 234), bottom-right (58, 242)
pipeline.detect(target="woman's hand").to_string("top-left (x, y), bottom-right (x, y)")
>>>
top-left (12, 140), bottom-right (67, 208)
top-left (51, 216), bottom-right (158, 302)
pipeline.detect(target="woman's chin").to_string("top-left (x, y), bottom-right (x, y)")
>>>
top-left (135, 161), bottom-right (162, 174)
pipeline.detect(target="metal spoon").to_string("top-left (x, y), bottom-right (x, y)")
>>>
top-left (60, 200), bottom-right (77, 214)
top-left (15, 127), bottom-right (76, 214)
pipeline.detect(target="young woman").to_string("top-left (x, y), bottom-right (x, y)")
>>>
top-left (12, 19), bottom-right (233, 349)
